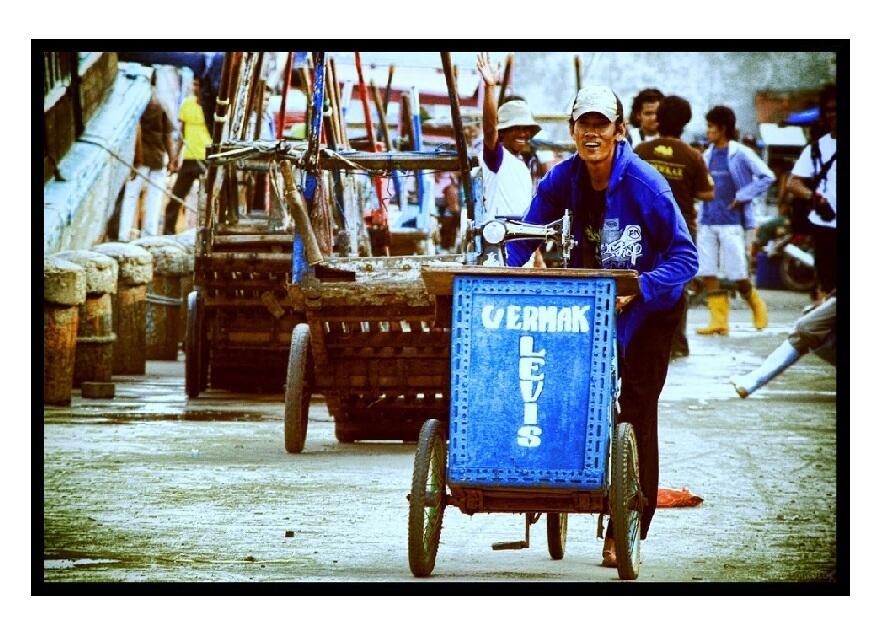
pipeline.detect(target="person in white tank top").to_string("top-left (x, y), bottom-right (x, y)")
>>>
top-left (476, 52), bottom-right (541, 220)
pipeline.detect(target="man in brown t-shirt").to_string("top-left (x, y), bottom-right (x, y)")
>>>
top-left (635, 95), bottom-right (714, 358)
top-left (119, 69), bottom-right (175, 240)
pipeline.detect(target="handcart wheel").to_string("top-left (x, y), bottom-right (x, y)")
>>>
top-left (185, 290), bottom-right (205, 399)
top-left (284, 324), bottom-right (313, 453)
top-left (546, 513), bottom-right (568, 560)
top-left (610, 421), bottom-right (641, 580)
top-left (407, 419), bottom-right (447, 577)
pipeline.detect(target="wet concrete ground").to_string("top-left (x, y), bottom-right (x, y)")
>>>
top-left (42, 290), bottom-right (838, 583)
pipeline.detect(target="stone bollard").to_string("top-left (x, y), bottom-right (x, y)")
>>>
top-left (44, 256), bottom-right (87, 405)
top-left (54, 250), bottom-right (119, 388)
top-left (174, 229), bottom-right (197, 349)
top-left (93, 242), bottom-right (153, 375)
top-left (133, 238), bottom-right (189, 360)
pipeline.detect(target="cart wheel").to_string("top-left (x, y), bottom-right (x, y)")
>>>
top-left (407, 419), bottom-right (447, 577)
top-left (610, 421), bottom-right (641, 580)
top-left (284, 324), bottom-right (313, 453)
top-left (546, 513), bottom-right (568, 560)
top-left (185, 290), bottom-right (204, 399)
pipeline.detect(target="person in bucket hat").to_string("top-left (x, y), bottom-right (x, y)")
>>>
top-left (476, 52), bottom-right (541, 221)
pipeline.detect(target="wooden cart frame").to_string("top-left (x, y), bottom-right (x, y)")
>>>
top-left (186, 51), bottom-right (474, 398)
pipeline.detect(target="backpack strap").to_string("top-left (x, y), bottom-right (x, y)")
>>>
top-left (808, 140), bottom-right (836, 189)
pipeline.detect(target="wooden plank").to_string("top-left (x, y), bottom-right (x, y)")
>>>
top-left (211, 235), bottom-right (294, 246)
top-left (420, 265), bottom-right (641, 296)
top-left (204, 281), bottom-right (287, 291)
top-left (304, 307), bottom-right (436, 322)
top-left (203, 296), bottom-right (296, 308)
top-left (323, 330), bottom-right (449, 349)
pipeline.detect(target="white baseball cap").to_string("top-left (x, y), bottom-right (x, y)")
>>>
top-left (571, 85), bottom-right (620, 123)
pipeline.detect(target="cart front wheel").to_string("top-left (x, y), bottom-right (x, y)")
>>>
top-left (611, 421), bottom-right (641, 580)
top-left (546, 513), bottom-right (568, 560)
top-left (407, 419), bottom-right (447, 577)
top-left (284, 324), bottom-right (312, 453)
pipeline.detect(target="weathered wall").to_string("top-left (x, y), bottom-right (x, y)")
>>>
top-left (511, 51), bottom-right (836, 142)
top-left (44, 53), bottom-right (120, 182)
top-left (44, 62), bottom-right (152, 254)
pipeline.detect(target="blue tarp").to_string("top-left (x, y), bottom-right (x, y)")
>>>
top-left (785, 107), bottom-right (820, 125)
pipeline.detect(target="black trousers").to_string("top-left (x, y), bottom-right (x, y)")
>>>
top-left (164, 160), bottom-right (204, 235)
top-left (610, 296), bottom-right (686, 540)
top-left (670, 290), bottom-right (690, 355)
top-left (811, 224), bottom-right (837, 294)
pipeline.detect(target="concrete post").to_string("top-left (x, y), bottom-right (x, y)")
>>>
top-left (44, 256), bottom-right (87, 405)
top-left (54, 250), bottom-right (118, 387)
top-left (93, 242), bottom-right (153, 375)
top-left (133, 238), bottom-right (188, 360)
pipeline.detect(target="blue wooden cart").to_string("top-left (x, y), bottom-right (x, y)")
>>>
top-left (409, 265), bottom-right (642, 580)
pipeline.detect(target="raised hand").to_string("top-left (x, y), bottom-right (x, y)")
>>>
top-left (477, 52), bottom-right (500, 87)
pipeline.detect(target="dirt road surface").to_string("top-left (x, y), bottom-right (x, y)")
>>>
top-left (42, 291), bottom-right (839, 584)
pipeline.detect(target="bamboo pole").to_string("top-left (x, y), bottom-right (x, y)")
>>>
top-left (253, 80), bottom-right (264, 140)
top-left (574, 55), bottom-right (582, 92)
top-left (354, 51), bottom-right (386, 227)
top-left (205, 52), bottom-right (236, 230)
top-left (243, 51), bottom-right (264, 139)
top-left (277, 52), bottom-right (293, 140)
top-left (354, 52), bottom-right (378, 151)
top-left (369, 81), bottom-right (392, 152)
top-left (383, 65), bottom-right (395, 112)
top-left (498, 53), bottom-right (513, 102)
top-left (325, 58), bottom-right (342, 149)
top-left (280, 160), bottom-right (324, 265)
top-left (440, 51), bottom-right (475, 228)
top-left (329, 57), bottom-right (349, 149)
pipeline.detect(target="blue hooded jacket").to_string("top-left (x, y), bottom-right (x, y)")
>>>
top-left (505, 140), bottom-right (698, 352)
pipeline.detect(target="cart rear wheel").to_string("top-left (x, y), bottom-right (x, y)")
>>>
top-left (408, 419), bottom-right (447, 577)
top-left (185, 290), bottom-right (205, 399)
top-left (284, 324), bottom-right (312, 453)
top-left (611, 421), bottom-right (641, 580)
top-left (546, 513), bottom-right (568, 560)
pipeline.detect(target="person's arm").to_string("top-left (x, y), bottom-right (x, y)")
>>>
top-left (787, 142), bottom-right (825, 202)
top-left (636, 191), bottom-right (699, 305)
top-left (787, 175), bottom-right (814, 200)
top-left (692, 147), bottom-right (715, 200)
top-left (732, 146), bottom-right (774, 205)
top-left (477, 52), bottom-right (500, 160)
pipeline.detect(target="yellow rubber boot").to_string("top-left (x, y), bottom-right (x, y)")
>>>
top-left (696, 291), bottom-right (729, 336)
top-left (746, 288), bottom-right (768, 330)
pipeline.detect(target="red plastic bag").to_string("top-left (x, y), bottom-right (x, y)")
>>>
top-left (657, 487), bottom-right (703, 508)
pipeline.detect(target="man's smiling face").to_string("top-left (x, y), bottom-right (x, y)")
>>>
top-left (572, 113), bottom-right (621, 165)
